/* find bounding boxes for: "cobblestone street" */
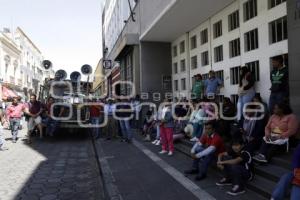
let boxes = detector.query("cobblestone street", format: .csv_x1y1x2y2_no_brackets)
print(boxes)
0,125,104,200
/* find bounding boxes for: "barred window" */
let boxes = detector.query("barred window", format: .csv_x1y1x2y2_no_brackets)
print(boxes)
230,66,240,85
201,51,209,66
270,16,287,44
202,73,209,80
245,29,259,52
244,0,257,22
173,46,178,57
269,0,286,8
214,21,223,38
215,70,224,81
229,10,240,31
245,60,260,81
180,41,185,54
180,59,186,72
173,63,178,74
190,35,197,49
191,56,198,69
214,45,223,63
229,38,241,58
174,80,178,91
201,29,208,44
181,78,186,90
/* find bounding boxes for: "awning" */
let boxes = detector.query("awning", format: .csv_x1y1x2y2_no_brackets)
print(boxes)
2,86,18,100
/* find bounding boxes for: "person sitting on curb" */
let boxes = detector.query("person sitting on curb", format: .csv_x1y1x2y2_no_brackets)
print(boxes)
216,137,254,196
184,121,225,181
271,144,300,200
253,102,298,163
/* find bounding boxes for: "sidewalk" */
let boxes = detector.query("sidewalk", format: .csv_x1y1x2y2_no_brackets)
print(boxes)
94,137,212,200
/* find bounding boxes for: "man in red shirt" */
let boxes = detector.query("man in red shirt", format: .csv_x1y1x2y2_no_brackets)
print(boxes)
89,99,103,140
6,97,28,143
184,121,225,181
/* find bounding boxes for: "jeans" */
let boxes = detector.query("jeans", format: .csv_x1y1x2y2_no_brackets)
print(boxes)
119,120,132,140
9,118,21,141
90,117,100,139
269,92,289,113
0,128,4,146
259,140,284,161
192,146,215,176
237,90,255,121
272,172,300,200
45,118,58,136
155,124,160,140
192,123,203,138
224,165,251,188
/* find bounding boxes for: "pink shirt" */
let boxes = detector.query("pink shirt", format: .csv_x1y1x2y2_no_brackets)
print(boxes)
6,103,26,119
265,114,299,138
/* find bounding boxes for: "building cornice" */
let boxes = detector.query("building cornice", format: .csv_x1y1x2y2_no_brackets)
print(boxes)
16,27,42,54
0,34,22,55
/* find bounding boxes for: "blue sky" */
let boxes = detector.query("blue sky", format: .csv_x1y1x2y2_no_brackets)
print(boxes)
0,0,104,76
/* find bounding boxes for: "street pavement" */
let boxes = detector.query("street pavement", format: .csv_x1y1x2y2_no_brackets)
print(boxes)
0,124,104,200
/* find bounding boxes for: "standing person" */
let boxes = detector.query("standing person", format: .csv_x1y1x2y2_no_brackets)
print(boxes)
184,121,225,181
216,138,253,196
271,144,300,200
89,99,103,140
204,70,223,100
26,94,44,144
104,98,117,140
159,99,174,156
191,74,204,100
44,97,64,137
116,98,134,143
6,97,27,143
0,104,8,151
131,95,141,129
269,55,289,113
237,66,255,121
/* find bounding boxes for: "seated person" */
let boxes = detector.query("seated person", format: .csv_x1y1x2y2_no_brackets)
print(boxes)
184,121,225,181
218,97,236,139
271,144,300,200
253,103,299,163
216,138,253,196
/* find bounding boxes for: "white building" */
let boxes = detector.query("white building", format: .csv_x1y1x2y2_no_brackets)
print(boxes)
171,0,288,103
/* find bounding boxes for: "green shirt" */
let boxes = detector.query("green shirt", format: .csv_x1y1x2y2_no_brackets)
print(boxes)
192,80,203,99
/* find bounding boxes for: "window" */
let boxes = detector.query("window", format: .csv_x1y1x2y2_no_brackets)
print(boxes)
190,35,197,49
245,60,260,81
191,56,198,69
230,66,240,85
215,70,224,81
201,51,209,66
180,59,186,72
244,0,257,22
202,73,209,80
173,63,178,74
174,80,178,91
269,0,286,8
231,94,239,105
229,10,240,31
214,21,223,38
180,41,185,54
229,38,241,58
181,78,186,90
214,45,223,62
201,29,208,44
173,46,178,57
217,95,225,103
270,16,287,44
245,29,259,52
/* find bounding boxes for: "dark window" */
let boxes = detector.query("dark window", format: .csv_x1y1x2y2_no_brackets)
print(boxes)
269,0,286,8
231,94,239,105
230,66,240,85
191,56,198,69
180,59,186,72
215,70,224,82
229,10,240,31
202,73,209,80
270,16,288,44
201,51,209,66
174,80,178,91
173,63,178,74
173,46,178,57
180,41,185,54
214,21,223,38
214,45,223,62
201,29,208,44
190,35,197,49
245,60,260,81
245,29,259,52
181,78,186,90
229,38,241,58
244,0,257,22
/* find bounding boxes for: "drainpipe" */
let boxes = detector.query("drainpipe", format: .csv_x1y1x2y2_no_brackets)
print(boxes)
186,32,191,98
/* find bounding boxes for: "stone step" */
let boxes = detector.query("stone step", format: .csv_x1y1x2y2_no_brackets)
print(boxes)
246,175,276,199
254,163,290,182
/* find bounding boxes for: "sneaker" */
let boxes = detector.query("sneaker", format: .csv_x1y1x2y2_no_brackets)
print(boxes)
159,150,168,154
168,151,173,156
184,169,199,175
152,140,158,144
190,137,198,142
155,140,161,146
216,178,232,186
227,185,245,196
253,154,268,163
